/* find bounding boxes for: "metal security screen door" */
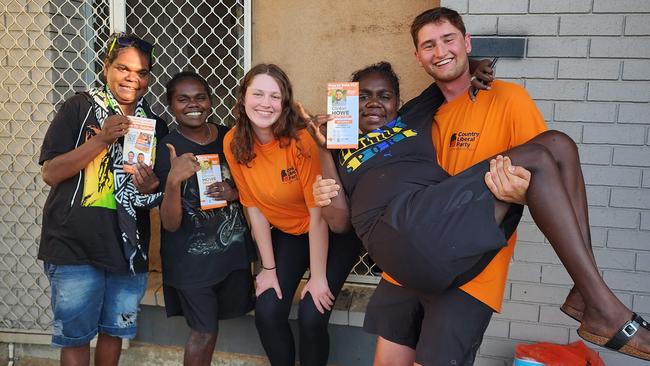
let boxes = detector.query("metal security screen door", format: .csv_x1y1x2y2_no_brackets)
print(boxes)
0,0,249,336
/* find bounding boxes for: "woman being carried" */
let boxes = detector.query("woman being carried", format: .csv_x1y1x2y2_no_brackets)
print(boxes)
309,62,650,362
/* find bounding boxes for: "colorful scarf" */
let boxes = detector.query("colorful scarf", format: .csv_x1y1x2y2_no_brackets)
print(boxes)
87,85,163,274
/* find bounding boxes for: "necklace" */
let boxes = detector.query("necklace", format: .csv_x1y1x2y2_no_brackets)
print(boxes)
179,123,212,145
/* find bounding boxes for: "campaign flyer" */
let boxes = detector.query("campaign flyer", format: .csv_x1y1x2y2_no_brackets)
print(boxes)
123,116,156,173
326,82,359,149
196,154,227,210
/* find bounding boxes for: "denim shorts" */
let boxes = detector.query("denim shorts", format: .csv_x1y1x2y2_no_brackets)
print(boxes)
44,263,147,348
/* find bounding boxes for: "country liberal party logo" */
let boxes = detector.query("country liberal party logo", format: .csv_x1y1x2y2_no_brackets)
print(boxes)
280,167,298,183
449,131,480,149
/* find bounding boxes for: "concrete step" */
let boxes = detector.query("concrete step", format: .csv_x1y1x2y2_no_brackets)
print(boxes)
3,341,270,366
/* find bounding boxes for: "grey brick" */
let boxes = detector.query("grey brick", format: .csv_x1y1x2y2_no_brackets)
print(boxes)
468,0,528,14
441,0,468,13
542,265,572,285
562,15,624,36
557,59,620,80
535,100,555,121
586,185,610,206
589,81,650,102
594,248,637,270
591,38,650,59
479,338,519,359
516,222,545,243
594,0,650,13
503,282,511,301
613,147,650,167
510,321,569,343
513,243,561,264
590,207,640,228
642,211,650,230
627,16,650,39
623,60,650,81
484,318,510,337
608,229,649,250
503,77,525,86
601,351,650,366
634,295,650,313
509,262,542,282
583,125,646,145
579,145,612,165
645,170,650,188
511,283,570,304
556,102,616,123
464,15,497,35
474,357,507,366
545,122,582,142
498,15,559,36
540,305,580,326
604,270,650,292
582,165,641,187
619,104,650,124
529,0,592,13
592,227,608,247
495,301,540,322
528,38,589,58
611,188,650,209
527,80,586,101
492,58,556,79
637,253,650,272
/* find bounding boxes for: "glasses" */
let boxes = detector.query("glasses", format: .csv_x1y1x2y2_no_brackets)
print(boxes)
108,34,156,60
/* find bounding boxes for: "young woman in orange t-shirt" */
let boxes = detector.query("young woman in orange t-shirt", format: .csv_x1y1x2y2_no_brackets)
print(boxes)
223,64,361,366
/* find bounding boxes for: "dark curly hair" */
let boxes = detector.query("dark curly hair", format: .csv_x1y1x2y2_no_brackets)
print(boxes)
165,71,211,105
230,63,307,166
351,61,400,103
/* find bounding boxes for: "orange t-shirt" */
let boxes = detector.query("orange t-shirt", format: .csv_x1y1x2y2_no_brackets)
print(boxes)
223,128,321,235
432,80,547,311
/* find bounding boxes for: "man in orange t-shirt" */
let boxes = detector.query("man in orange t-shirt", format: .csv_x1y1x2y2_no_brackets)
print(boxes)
365,7,547,366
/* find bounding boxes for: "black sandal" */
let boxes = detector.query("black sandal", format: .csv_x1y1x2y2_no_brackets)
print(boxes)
578,313,650,361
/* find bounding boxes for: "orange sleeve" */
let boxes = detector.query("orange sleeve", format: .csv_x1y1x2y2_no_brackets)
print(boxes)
296,130,322,208
223,130,257,208
508,86,548,145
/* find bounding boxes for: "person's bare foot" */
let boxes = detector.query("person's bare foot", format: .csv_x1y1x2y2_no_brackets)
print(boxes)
561,286,585,322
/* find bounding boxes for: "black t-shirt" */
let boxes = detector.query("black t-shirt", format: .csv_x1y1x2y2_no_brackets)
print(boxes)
336,91,448,241
154,125,255,289
38,93,169,274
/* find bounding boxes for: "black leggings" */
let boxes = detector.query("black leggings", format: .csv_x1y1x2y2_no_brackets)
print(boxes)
255,229,362,366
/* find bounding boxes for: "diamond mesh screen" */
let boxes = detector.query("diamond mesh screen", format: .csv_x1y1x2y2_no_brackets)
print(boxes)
0,0,248,334
125,0,246,126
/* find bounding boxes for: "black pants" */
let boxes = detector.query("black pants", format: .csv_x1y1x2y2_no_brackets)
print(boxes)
255,229,362,366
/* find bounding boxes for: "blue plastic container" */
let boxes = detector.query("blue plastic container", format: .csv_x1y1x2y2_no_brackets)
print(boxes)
513,358,545,366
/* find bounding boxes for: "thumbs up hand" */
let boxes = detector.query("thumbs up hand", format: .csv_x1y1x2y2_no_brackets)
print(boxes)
166,143,200,186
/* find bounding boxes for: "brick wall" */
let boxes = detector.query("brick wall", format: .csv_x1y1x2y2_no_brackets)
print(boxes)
440,1,650,365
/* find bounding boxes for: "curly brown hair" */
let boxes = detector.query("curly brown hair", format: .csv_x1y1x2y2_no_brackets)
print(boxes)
230,63,308,166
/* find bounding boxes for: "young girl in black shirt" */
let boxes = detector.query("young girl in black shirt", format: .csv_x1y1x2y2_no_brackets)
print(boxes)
154,72,255,366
